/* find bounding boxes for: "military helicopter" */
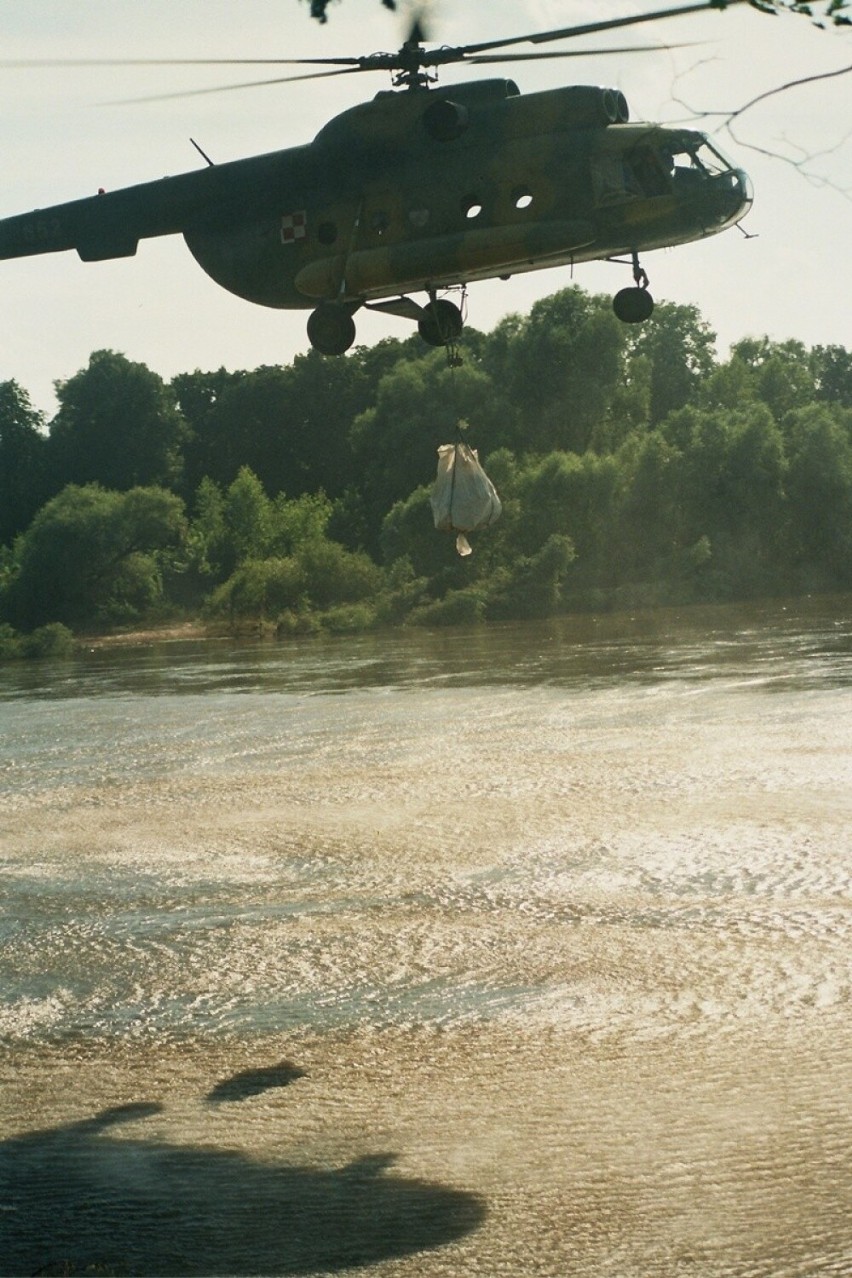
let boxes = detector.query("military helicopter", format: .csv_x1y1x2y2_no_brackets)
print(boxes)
0,2,753,355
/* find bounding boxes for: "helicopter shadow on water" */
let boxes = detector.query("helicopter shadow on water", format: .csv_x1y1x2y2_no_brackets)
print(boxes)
0,1098,486,1277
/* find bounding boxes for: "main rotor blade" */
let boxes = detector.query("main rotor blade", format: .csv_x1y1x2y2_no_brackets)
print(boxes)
466,41,698,65
108,65,366,105
2,1,745,73
8,0,747,103
110,37,698,101
428,0,748,61
0,56,368,68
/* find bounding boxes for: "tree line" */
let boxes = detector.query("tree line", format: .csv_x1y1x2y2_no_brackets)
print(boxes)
1,284,851,655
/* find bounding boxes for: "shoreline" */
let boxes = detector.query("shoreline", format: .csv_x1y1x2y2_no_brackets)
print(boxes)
79,620,214,650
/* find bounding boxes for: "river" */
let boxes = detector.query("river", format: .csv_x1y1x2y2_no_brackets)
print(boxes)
1,598,850,1277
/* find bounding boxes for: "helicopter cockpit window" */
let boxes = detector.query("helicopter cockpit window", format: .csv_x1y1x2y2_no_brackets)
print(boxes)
669,138,739,188
462,196,483,220
594,136,741,206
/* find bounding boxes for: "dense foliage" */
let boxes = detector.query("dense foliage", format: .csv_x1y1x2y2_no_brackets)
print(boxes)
1,285,850,649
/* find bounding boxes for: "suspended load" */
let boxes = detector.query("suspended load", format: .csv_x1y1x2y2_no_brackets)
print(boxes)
430,441,502,556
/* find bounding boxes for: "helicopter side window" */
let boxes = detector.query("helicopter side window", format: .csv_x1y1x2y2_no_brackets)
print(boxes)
592,156,641,204
627,147,671,197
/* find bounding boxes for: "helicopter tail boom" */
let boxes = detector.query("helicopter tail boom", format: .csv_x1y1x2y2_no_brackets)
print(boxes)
0,188,170,263
0,139,322,275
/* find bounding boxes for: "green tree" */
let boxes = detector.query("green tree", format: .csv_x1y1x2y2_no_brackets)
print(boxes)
627,302,717,426
0,381,47,546
700,352,757,412
3,484,186,629
207,536,382,622
489,288,626,453
381,484,451,579
172,366,246,497
296,539,383,609
728,338,815,419
613,430,684,582
271,490,333,553
665,401,787,593
223,466,273,566
593,353,651,452
486,534,577,619
178,353,375,499
515,449,620,580
813,345,852,408
206,557,307,621
48,351,188,493
783,403,852,587
274,349,373,496
187,476,228,578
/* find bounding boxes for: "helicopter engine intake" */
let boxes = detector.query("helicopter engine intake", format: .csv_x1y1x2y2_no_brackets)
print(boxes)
422,99,470,142
554,86,629,126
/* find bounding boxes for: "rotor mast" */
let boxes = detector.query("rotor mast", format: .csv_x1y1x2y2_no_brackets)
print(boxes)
392,21,434,89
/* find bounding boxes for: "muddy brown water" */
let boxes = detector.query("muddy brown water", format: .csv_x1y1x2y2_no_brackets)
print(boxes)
1,599,850,1276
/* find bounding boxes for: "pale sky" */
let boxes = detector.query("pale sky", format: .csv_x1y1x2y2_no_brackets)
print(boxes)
1,0,850,417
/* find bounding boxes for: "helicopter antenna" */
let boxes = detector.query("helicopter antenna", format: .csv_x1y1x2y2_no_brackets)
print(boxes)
190,137,215,166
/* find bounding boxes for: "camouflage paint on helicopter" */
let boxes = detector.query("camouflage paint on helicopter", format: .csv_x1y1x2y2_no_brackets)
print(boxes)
0,9,753,354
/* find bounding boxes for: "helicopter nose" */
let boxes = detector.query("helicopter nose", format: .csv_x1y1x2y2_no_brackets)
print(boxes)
711,167,753,232
734,168,754,220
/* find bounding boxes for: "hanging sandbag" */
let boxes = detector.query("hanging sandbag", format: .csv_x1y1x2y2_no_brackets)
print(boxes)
430,442,501,556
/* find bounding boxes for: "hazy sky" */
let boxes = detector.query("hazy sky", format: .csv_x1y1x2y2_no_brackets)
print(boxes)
1,0,849,416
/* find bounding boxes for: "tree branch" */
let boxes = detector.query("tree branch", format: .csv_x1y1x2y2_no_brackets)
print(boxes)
721,60,852,120
668,57,852,198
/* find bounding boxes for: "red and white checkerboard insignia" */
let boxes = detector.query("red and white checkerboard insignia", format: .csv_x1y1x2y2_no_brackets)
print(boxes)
280,211,307,244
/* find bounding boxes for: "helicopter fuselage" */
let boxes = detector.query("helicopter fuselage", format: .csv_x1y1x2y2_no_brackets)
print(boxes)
185,79,751,307
0,76,752,350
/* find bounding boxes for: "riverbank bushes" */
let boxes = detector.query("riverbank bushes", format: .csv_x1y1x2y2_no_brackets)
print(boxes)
1,286,850,648
0,621,77,660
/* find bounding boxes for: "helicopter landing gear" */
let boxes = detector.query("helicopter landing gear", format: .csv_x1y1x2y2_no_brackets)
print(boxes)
306,302,357,355
612,252,654,324
418,297,464,347
613,287,654,323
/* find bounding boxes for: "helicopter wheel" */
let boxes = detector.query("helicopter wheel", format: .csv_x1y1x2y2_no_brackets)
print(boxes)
418,298,464,347
307,303,357,355
613,286,654,324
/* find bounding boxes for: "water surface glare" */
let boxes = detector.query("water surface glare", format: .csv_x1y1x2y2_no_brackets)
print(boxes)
1,599,850,1276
